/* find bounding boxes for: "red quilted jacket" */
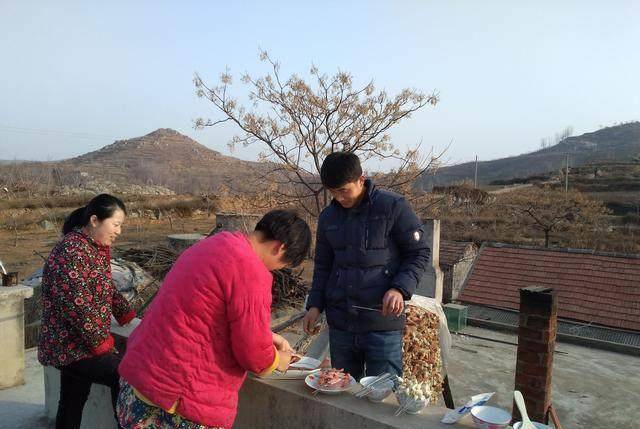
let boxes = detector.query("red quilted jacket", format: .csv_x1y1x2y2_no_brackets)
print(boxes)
118,232,277,428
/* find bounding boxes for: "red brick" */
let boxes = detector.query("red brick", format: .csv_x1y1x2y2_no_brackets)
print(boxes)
520,302,554,317
525,315,553,330
517,364,551,380
516,349,541,365
518,326,549,343
540,328,557,344
517,338,553,354
515,372,547,390
516,385,545,404
540,352,555,369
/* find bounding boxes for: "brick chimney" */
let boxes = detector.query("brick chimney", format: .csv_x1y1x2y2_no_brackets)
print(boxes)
513,286,558,424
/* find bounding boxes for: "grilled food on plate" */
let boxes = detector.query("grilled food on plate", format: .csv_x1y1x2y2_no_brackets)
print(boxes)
317,368,351,389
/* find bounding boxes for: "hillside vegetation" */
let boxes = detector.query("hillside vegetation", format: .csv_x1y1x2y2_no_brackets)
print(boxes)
420,122,640,188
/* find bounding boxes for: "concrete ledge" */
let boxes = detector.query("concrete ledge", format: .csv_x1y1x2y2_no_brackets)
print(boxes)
0,285,34,389
234,376,474,429
467,317,640,356
44,366,117,429
43,318,141,428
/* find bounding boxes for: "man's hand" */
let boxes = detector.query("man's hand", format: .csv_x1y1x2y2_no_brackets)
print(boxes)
382,288,405,317
302,307,321,335
276,350,293,372
272,332,293,352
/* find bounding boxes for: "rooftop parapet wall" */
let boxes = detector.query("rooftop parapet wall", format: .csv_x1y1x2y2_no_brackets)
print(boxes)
0,285,34,389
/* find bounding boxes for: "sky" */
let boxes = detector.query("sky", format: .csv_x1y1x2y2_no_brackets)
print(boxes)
1,1,639,168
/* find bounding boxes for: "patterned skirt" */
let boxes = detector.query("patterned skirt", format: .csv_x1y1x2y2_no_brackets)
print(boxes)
117,379,223,429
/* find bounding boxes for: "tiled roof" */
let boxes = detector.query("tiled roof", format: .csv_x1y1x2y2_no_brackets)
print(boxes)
440,241,476,267
458,244,640,332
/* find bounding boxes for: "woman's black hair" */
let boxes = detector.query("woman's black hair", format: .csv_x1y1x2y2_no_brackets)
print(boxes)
255,209,311,267
62,194,127,235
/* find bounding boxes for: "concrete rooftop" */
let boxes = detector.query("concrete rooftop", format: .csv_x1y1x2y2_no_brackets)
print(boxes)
1,326,639,429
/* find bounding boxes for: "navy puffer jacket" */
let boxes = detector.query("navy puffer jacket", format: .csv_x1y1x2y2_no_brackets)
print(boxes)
307,180,430,333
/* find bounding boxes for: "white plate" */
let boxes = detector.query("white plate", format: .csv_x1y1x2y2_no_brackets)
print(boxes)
262,355,324,380
290,356,322,370
263,368,320,380
305,372,357,395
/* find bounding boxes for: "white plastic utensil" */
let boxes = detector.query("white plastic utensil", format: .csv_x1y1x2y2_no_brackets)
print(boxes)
514,390,536,429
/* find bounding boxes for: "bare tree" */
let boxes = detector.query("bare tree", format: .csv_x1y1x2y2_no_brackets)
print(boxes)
554,126,573,145
503,186,609,247
537,126,574,151
194,51,443,217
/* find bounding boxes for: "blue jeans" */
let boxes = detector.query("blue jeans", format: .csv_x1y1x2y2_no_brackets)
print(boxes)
329,328,403,381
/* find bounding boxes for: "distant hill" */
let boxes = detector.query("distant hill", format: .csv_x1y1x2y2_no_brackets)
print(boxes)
0,128,267,195
419,122,640,189
57,128,263,193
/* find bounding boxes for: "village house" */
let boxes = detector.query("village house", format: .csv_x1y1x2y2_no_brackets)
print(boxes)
439,240,478,304
457,243,640,353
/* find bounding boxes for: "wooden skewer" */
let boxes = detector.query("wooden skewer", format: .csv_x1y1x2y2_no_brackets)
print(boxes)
547,404,564,429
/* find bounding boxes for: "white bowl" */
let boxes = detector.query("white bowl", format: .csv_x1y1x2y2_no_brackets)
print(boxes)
470,405,512,429
395,390,427,414
359,376,394,402
513,422,553,429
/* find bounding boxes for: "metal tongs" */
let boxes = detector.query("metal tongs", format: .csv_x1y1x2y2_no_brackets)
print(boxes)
352,304,407,318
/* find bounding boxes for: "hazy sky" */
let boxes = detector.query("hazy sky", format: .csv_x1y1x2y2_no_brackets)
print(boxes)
1,1,639,168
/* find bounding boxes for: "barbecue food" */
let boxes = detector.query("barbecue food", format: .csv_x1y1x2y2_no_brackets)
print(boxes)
317,368,351,389
401,305,443,403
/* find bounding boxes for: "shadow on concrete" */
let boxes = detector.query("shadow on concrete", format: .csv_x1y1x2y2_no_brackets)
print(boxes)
0,400,49,429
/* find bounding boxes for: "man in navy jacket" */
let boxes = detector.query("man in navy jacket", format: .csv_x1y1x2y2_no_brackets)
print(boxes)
303,152,430,380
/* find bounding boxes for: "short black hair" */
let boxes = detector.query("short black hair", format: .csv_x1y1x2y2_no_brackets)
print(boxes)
63,194,127,235
255,209,311,267
320,152,363,189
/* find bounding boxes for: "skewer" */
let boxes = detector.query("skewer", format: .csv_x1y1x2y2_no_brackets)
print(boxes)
354,373,395,397
394,402,410,417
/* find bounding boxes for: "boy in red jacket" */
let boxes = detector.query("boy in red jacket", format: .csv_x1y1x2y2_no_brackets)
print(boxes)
117,210,311,429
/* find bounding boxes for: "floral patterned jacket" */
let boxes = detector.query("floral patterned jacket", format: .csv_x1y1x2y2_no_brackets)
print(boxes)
38,230,135,368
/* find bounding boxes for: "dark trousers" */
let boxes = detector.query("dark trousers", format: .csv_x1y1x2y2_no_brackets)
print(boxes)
56,338,125,429
329,328,403,382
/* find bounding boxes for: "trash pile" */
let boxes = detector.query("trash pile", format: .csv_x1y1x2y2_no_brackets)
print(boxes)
271,268,309,309
119,245,179,280
118,246,309,311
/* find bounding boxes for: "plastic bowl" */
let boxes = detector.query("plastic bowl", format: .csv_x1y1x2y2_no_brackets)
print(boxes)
395,390,427,414
359,376,394,402
513,422,553,429
470,405,512,429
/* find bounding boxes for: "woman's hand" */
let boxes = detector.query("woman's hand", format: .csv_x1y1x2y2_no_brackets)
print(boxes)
272,332,293,352
276,350,293,372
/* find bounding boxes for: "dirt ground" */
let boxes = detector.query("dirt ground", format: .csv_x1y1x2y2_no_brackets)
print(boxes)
0,215,220,281
0,214,316,285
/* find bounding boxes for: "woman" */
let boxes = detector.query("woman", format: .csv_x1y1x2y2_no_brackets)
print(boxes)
38,193,136,429
117,209,312,429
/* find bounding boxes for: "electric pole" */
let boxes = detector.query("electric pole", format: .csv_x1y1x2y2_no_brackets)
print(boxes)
565,153,569,198
474,155,478,188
